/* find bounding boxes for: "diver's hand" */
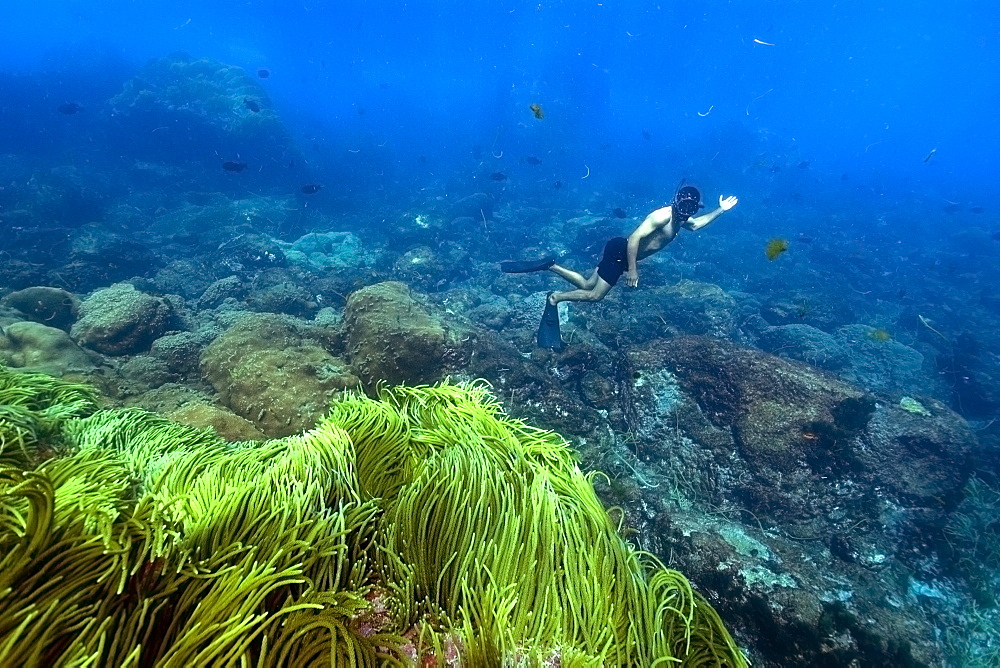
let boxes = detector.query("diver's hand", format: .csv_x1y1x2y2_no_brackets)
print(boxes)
719,195,738,210
625,271,639,288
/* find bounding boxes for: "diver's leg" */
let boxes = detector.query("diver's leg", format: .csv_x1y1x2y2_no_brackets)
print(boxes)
549,264,595,290
549,277,612,305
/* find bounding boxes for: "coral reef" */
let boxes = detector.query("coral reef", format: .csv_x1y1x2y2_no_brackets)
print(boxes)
0,366,746,666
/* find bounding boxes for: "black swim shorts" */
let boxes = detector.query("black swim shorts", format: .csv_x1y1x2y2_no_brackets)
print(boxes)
597,236,629,286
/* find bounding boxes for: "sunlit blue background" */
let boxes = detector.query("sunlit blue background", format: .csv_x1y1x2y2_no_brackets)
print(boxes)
0,0,1000,233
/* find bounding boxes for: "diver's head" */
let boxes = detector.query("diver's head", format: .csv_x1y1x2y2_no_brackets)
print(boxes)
673,185,703,220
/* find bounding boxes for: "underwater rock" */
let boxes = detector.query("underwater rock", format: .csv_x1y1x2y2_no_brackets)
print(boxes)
71,282,178,355
244,272,317,318
0,320,98,376
757,323,852,371
59,233,163,292
280,231,370,271
168,402,266,441
857,396,973,507
343,282,451,390
197,276,247,309
633,335,873,479
391,242,470,292
622,336,963,666
148,331,214,379
106,54,301,180
834,324,945,397
200,312,359,437
1,286,80,331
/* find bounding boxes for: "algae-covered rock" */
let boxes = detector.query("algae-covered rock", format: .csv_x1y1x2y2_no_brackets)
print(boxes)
343,281,450,390
0,321,98,376
168,402,266,441
200,312,359,437
71,283,177,355
1,286,80,331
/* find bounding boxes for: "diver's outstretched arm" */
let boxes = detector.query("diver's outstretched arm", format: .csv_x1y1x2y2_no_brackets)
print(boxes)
684,195,738,231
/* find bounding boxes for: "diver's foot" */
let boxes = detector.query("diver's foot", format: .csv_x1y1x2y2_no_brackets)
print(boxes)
500,256,557,274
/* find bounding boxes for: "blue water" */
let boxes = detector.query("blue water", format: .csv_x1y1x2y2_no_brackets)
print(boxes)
3,1,1000,665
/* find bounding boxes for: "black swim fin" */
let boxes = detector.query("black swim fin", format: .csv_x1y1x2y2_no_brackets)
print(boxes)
500,256,556,273
537,297,564,351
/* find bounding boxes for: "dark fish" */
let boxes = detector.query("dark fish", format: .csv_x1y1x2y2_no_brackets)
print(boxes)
612,207,627,218
300,184,322,194
841,173,850,181
529,103,544,119
491,172,507,181
357,107,365,116
257,68,270,79
969,206,985,214
524,156,542,165
923,148,936,163
795,234,813,243
57,102,83,115
770,165,782,173
553,180,562,189
418,155,427,163
797,160,810,169
943,203,962,214
991,230,1000,241
641,130,652,141
599,143,612,150
223,161,248,172
244,98,260,112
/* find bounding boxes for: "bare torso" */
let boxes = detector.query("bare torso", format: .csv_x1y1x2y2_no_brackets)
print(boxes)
636,215,681,260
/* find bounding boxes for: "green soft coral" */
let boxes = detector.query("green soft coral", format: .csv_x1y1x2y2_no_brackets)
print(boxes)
0,368,747,667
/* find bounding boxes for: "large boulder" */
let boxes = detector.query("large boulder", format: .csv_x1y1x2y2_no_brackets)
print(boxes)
343,282,454,390
200,313,358,437
71,283,177,355
0,321,98,376
1,286,80,331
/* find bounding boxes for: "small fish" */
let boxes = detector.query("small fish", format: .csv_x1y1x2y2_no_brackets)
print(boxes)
867,328,892,342
797,160,810,169
553,180,562,189
795,234,813,243
612,207,627,219
300,184,322,194
641,130,652,141
257,68,270,79
491,172,507,181
57,102,83,115
222,161,248,172
841,173,850,181
379,82,389,89
529,103,544,119
942,203,961,214
764,238,789,261
923,148,936,163
524,156,542,165
969,206,985,214
770,165,782,173
418,155,427,163
244,98,260,112
991,230,1000,241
